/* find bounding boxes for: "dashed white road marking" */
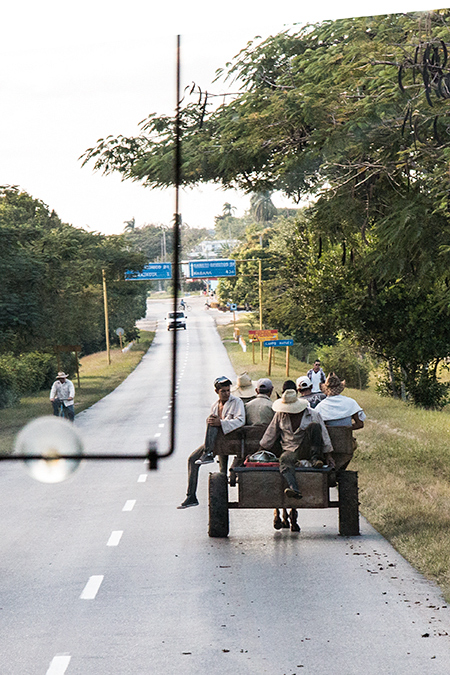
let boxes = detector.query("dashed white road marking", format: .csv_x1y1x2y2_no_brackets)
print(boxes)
80,575,104,600
158,423,164,428
46,655,71,675
154,432,161,438
162,415,168,419
107,531,123,546
122,499,136,511
137,474,147,483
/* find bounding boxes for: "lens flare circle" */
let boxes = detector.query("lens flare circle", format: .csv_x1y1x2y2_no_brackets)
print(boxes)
15,416,84,483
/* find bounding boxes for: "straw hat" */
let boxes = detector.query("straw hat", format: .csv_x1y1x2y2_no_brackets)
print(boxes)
272,389,308,413
56,371,69,379
231,372,257,398
321,372,345,396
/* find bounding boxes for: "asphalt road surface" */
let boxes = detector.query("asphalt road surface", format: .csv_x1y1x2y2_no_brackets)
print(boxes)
1,296,450,674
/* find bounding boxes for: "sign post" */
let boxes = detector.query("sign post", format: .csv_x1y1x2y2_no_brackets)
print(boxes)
115,327,125,350
262,339,294,377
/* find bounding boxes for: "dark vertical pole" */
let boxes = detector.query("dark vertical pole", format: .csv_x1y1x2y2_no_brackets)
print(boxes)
170,34,182,457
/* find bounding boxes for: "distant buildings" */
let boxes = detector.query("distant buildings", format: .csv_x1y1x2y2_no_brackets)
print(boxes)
188,239,240,259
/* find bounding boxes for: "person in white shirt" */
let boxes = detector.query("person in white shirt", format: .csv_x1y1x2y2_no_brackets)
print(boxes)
49,371,75,422
177,376,245,509
307,360,326,393
315,373,366,429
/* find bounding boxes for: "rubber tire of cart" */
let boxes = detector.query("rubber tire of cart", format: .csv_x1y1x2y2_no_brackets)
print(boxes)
208,471,229,538
338,470,360,536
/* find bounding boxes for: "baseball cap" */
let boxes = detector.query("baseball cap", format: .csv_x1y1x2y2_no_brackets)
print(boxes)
214,376,232,389
296,376,313,390
257,378,273,392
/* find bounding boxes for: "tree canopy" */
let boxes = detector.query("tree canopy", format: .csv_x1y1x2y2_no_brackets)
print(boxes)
82,10,450,406
0,187,148,355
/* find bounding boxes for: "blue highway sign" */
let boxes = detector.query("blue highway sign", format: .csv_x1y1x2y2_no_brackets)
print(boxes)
189,259,236,279
263,339,294,347
125,263,172,281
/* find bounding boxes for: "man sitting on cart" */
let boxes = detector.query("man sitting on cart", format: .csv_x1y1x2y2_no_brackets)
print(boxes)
259,388,334,499
177,376,245,509
244,378,274,425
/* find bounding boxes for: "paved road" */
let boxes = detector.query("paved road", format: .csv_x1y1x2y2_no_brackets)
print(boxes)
1,296,450,674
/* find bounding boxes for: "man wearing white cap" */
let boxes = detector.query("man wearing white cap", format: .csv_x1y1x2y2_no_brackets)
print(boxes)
244,378,274,425
259,389,334,499
296,376,326,409
49,371,75,422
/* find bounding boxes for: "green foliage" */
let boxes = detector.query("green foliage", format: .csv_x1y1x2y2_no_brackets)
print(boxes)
0,351,58,409
317,340,371,389
0,186,148,356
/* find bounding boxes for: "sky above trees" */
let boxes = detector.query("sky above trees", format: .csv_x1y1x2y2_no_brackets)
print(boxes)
1,0,447,235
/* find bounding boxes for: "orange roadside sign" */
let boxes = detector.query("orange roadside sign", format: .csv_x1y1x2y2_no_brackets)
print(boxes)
248,329,278,339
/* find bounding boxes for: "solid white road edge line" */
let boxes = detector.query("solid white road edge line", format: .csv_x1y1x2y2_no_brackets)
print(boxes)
80,575,104,600
123,500,136,511
107,531,123,546
46,654,71,675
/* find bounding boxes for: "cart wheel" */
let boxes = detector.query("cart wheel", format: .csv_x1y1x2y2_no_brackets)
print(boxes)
208,471,229,538
338,470,360,536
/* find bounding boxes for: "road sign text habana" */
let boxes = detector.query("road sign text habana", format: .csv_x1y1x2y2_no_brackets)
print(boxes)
188,259,236,279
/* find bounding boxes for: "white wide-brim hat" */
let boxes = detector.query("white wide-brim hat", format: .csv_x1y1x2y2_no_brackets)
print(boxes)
272,389,308,413
231,372,257,398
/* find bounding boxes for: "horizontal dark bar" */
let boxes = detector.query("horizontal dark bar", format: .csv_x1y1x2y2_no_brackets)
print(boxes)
0,454,150,461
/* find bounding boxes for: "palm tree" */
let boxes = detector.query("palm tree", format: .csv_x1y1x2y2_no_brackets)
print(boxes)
221,203,236,218
250,192,277,222
123,217,135,232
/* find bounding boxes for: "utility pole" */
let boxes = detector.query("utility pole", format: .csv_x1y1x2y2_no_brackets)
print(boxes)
102,269,111,365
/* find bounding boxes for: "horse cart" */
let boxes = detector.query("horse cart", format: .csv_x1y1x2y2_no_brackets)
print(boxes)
208,425,360,538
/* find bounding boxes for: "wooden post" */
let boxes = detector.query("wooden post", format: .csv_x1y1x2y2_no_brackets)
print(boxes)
267,346,273,376
102,268,111,365
286,346,290,377
259,259,263,362
118,334,123,350
252,340,255,364
75,349,81,388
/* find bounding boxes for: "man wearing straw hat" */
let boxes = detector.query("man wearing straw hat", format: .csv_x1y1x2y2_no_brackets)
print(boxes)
49,371,75,422
315,373,366,429
259,389,334,499
231,372,257,403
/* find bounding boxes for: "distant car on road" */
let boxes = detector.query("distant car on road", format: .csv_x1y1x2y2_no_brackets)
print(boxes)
166,311,187,330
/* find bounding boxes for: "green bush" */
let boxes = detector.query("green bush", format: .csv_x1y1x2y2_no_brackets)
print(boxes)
317,340,371,389
0,351,60,408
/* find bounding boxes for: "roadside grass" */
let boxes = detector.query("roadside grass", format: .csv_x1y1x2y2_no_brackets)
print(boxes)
0,331,154,457
218,313,450,601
